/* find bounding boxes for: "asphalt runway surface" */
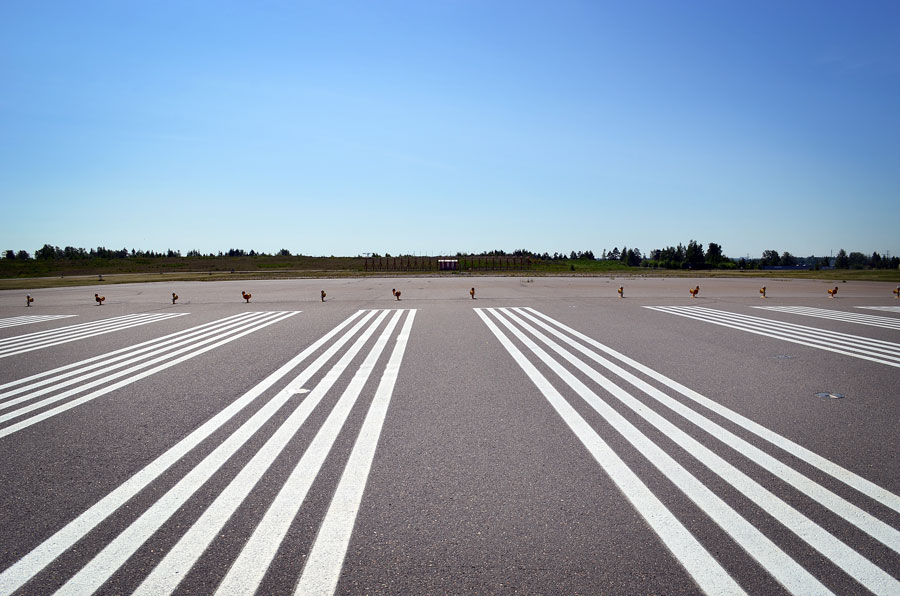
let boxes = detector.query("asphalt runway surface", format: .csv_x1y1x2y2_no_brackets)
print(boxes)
0,276,898,595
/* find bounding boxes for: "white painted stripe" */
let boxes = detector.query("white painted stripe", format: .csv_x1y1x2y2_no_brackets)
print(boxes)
0,314,145,346
645,306,900,368
474,309,748,596
501,308,900,593
0,313,189,358
0,310,364,596
653,305,893,347
0,312,299,438
54,310,388,596
487,309,830,595
648,305,898,363
0,317,178,357
0,315,76,329
0,316,40,328
0,312,273,409
0,313,250,391
673,308,900,363
0,314,176,352
140,310,403,596
0,314,175,350
857,306,900,314
523,306,900,517
512,307,900,553
0,312,276,419
667,306,900,356
0,313,153,350
754,306,900,330
0,313,265,401
679,306,900,353
294,310,416,596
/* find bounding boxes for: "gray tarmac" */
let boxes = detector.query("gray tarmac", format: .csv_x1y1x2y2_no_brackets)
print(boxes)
0,276,898,595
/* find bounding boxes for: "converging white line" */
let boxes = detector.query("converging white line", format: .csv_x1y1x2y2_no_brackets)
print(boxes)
497,308,898,594
0,315,77,329
754,306,900,330
130,310,402,596
0,311,362,596
293,309,416,596
511,307,900,552
0,313,251,392
522,307,900,517
0,312,299,438
0,312,274,411
645,306,900,367
475,308,748,596
0,313,269,404
0,313,188,358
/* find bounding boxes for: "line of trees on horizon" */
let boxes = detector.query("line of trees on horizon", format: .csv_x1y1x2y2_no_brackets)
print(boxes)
456,243,899,271
4,243,899,270
2,245,298,261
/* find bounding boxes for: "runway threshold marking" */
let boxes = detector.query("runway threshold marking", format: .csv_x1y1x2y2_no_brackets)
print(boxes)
475,308,747,596
0,315,77,329
753,306,900,330
0,313,188,358
0,309,415,596
294,309,415,596
645,306,900,368
477,307,900,595
857,306,900,314
0,312,299,438
1,313,259,392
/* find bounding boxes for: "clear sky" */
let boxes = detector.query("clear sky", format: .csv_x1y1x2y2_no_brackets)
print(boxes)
2,1,898,259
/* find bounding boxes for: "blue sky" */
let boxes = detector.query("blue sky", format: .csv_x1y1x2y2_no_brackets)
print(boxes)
2,1,898,259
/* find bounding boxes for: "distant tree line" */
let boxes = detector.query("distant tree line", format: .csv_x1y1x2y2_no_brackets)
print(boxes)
464,249,597,260
2,244,298,260
739,248,897,270
368,249,598,260
4,243,898,270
